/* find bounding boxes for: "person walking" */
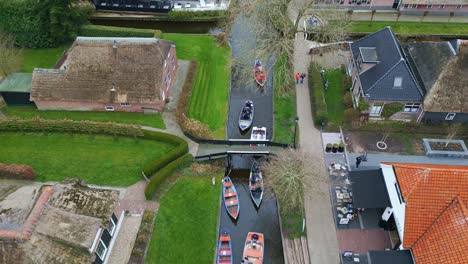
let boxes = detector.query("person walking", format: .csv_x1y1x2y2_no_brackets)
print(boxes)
355,156,362,168
295,73,301,84
300,73,306,84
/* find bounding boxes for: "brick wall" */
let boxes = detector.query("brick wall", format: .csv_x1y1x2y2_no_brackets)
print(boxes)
161,45,178,101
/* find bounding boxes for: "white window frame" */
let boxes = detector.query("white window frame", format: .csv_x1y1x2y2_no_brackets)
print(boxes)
403,4,409,8
403,103,420,113
412,4,417,8
164,60,167,69
393,77,403,88
457,5,462,9
427,4,432,8
370,104,383,116
105,106,114,111
120,103,131,107
439,4,445,8
167,52,171,59
108,217,117,236
95,240,107,260
445,113,456,120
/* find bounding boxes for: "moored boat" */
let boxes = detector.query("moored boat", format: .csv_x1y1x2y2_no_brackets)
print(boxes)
239,100,254,131
222,176,240,220
242,232,264,264
249,162,264,208
254,60,266,87
250,127,267,141
217,228,233,264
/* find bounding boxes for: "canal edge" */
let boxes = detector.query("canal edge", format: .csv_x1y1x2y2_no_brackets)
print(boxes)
276,200,289,264
213,176,223,264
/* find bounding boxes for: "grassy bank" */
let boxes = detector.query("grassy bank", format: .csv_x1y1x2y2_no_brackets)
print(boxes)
3,106,165,129
350,21,468,35
323,69,345,126
163,34,230,139
19,44,69,73
146,176,220,263
273,52,297,144
0,133,174,186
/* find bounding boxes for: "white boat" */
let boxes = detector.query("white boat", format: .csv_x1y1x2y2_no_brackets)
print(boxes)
250,127,267,141
249,162,264,208
239,100,254,131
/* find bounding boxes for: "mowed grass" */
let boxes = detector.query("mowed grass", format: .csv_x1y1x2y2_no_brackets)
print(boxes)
146,176,220,263
350,21,468,35
4,106,165,129
324,69,345,125
19,44,70,73
163,34,230,139
0,133,175,186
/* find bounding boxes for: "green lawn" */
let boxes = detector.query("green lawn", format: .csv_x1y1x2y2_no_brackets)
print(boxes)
163,34,230,139
0,133,175,186
350,21,468,35
19,44,70,73
273,52,297,144
3,106,165,129
323,69,345,125
146,176,220,263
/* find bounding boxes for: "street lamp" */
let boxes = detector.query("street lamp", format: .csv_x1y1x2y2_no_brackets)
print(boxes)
293,116,299,149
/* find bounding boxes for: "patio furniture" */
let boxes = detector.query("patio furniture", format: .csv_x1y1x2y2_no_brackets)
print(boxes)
338,214,343,218
339,218,350,225
343,193,350,199
337,193,344,199
341,207,349,214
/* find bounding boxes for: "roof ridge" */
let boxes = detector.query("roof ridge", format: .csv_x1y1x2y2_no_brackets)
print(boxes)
409,197,462,248
400,52,425,98
365,59,403,93
388,27,404,60
402,168,429,200
352,27,393,45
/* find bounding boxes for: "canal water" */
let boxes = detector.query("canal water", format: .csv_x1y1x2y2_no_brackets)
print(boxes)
89,18,217,34
219,156,284,263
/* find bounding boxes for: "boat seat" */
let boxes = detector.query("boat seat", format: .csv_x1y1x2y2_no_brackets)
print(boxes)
218,249,232,256
224,192,236,198
220,236,230,242
227,199,238,205
245,248,263,258
224,181,232,187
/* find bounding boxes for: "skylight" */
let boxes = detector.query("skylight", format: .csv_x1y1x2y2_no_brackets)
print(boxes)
359,47,379,63
394,77,403,87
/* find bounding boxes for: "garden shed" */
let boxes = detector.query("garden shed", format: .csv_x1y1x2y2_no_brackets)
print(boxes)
0,73,33,105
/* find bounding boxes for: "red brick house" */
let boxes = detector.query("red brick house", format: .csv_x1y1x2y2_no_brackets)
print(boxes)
400,0,468,16
30,37,177,113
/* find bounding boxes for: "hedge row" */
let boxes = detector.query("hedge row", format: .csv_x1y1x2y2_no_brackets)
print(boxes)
0,118,144,137
142,130,188,176
167,10,226,19
79,25,163,39
144,153,193,200
308,64,328,127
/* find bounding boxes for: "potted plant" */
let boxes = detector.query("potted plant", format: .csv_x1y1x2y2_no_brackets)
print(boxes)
326,143,333,152
338,142,345,153
332,143,339,153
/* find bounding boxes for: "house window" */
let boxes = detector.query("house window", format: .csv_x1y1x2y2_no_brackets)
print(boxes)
403,4,409,8
394,183,403,204
439,4,445,8
167,52,171,59
412,4,417,8
96,240,107,260
370,104,383,116
166,73,171,88
108,217,117,236
403,103,420,113
445,113,456,120
164,60,167,69
120,103,130,107
105,106,114,111
457,5,462,9
427,4,432,8
393,77,403,88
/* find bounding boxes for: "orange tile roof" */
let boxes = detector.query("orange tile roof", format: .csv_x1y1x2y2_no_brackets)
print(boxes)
382,163,468,259
412,197,468,264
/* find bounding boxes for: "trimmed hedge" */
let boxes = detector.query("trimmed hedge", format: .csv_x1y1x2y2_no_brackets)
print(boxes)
142,130,188,176
0,163,36,180
167,10,226,19
144,153,193,200
79,25,163,39
309,64,328,127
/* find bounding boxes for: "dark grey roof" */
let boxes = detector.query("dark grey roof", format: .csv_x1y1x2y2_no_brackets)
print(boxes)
369,250,414,264
403,42,456,95
349,169,390,209
351,27,423,102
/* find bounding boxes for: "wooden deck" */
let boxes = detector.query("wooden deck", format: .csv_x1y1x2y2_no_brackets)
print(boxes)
283,237,310,264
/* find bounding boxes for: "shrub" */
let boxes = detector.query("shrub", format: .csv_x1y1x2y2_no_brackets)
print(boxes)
309,64,328,127
0,163,36,180
315,112,328,127
357,98,370,111
167,10,226,19
144,154,193,200
79,25,162,38
342,91,353,108
381,103,403,119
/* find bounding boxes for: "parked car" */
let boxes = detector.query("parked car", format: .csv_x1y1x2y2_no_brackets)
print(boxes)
174,3,182,8
185,3,190,8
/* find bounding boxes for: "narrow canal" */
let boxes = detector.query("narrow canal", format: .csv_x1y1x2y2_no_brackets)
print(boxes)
219,156,284,263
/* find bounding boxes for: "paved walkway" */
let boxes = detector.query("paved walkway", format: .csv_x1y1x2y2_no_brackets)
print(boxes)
115,181,159,214
106,214,142,264
336,229,392,253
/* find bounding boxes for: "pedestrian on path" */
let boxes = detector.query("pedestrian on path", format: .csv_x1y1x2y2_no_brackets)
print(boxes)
300,73,306,83
355,156,362,168
295,73,301,84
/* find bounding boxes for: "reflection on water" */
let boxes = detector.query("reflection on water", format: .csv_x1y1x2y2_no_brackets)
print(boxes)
219,156,284,263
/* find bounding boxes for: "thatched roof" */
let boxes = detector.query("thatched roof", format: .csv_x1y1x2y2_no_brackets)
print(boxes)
30,37,173,104
423,44,468,113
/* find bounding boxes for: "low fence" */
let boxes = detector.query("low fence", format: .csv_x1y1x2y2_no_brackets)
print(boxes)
183,131,290,148
194,151,273,161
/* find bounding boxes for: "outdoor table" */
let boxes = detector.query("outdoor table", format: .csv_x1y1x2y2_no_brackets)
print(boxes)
343,193,350,199
336,193,344,199
341,207,349,214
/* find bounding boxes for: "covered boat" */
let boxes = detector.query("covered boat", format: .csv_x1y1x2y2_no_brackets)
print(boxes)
239,100,254,131
249,162,264,208
250,127,267,141
242,232,264,264
217,228,233,264
222,176,240,220
254,60,266,87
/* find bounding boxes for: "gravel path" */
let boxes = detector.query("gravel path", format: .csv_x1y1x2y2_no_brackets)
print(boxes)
106,215,142,264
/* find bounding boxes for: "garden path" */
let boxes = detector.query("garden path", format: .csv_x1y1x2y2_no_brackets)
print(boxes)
288,0,340,261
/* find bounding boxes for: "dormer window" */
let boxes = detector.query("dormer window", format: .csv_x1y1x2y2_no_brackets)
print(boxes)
359,47,379,63
393,77,403,88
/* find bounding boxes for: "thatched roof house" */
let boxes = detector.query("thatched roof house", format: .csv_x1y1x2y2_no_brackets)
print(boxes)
30,37,177,112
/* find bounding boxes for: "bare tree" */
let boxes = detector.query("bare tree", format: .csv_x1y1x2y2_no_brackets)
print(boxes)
229,0,351,95
446,123,461,147
448,11,455,23
420,10,429,23
0,32,22,77
369,10,376,26
263,148,327,212
394,11,402,27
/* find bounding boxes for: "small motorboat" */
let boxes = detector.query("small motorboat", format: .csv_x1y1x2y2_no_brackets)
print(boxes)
242,232,264,264
239,100,254,131
249,162,264,208
254,60,266,87
223,176,240,220
250,127,267,141
217,228,233,264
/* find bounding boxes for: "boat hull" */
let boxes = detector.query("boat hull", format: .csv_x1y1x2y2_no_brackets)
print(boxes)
222,176,240,220
242,232,264,264
249,162,264,208
217,228,233,264
238,100,254,131
254,60,266,87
